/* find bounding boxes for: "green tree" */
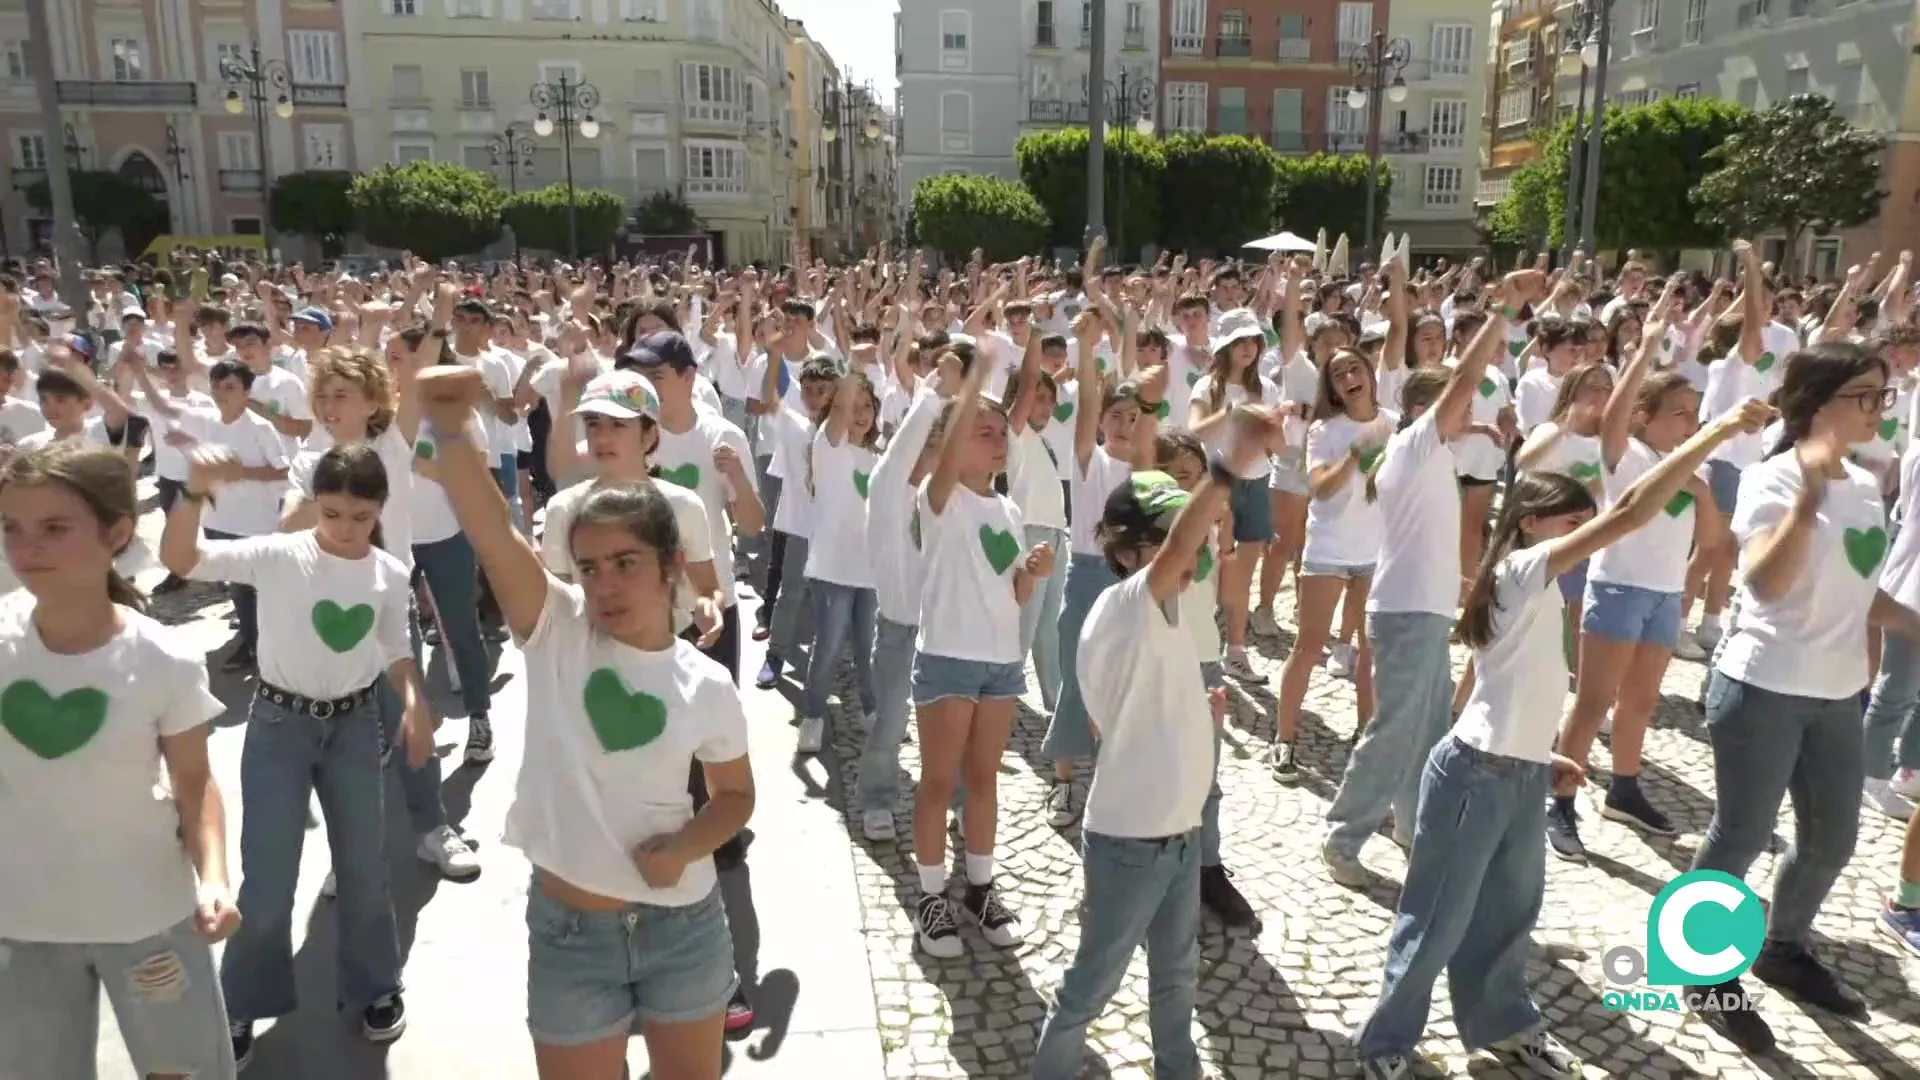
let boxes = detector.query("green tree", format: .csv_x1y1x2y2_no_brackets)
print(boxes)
27,169,167,263
909,174,1049,263
1156,134,1278,257
1694,93,1885,275
269,170,356,257
632,189,702,235
1270,154,1390,244
1539,97,1747,252
501,184,627,256
1015,127,1164,252
1487,158,1557,251
347,161,504,260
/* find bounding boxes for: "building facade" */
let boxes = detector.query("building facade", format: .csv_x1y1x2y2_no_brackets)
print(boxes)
1476,0,1560,211
357,0,794,264
1018,0,1162,136
786,22,836,258
1378,0,1484,250
895,0,1024,206
1,0,360,259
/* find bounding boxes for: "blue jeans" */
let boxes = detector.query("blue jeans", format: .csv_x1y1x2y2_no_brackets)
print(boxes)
1326,612,1455,857
412,533,493,718
1030,831,1203,1080
720,395,749,434
495,455,521,532
221,696,401,1021
1692,671,1863,943
1356,736,1547,1059
204,528,258,651
1017,524,1068,714
525,884,737,1042
769,533,812,658
1862,629,1920,780
1046,552,1120,763
855,616,918,812
803,581,878,723
378,594,445,834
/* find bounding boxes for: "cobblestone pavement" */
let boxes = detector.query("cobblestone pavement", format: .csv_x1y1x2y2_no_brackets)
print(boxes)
821,584,1920,1080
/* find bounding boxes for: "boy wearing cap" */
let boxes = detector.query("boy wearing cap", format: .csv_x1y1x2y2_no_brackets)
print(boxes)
288,306,335,384
229,321,313,459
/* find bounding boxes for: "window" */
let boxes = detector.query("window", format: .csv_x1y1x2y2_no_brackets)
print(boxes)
459,68,491,108
1675,82,1700,99
632,69,666,102
633,145,669,185
109,38,145,81
1836,60,1865,121
230,216,263,236
684,141,745,194
1336,2,1372,59
939,10,971,70
539,61,583,88
391,141,433,164
14,132,46,170
622,0,665,21
1736,75,1759,108
218,130,259,170
1498,87,1531,126
1036,0,1056,45
531,0,574,18
1785,64,1809,96
682,62,740,123
303,124,343,168
1219,8,1248,36
453,0,485,15
1430,24,1472,77
1125,0,1144,39
1429,98,1467,150
1081,1,1093,45
1278,14,1310,60
460,144,493,171
390,64,425,102
1326,86,1362,149
212,41,246,77
1217,87,1247,133
1271,88,1305,149
1683,0,1706,42
939,90,971,152
3,40,29,81
288,30,342,85
1165,81,1207,131
1170,0,1204,53
1635,0,1659,32
688,0,722,41
389,0,417,14
1423,164,1463,209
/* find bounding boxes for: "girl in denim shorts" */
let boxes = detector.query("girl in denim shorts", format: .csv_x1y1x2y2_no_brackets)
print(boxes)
416,368,756,1080
1513,361,1616,643
0,445,240,1080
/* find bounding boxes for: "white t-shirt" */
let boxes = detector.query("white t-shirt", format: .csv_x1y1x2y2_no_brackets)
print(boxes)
1588,438,1699,595
1513,368,1563,435
188,532,412,698
802,429,878,589
290,426,416,570
0,607,223,944
1701,345,1782,469
0,396,49,447
1519,422,1604,491
505,579,749,906
650,412,752,607
1450,545,1565,764
1880,440,1920,605
1368,409,1461,617
200,410,290,537
869,387,941,626
1078,573,1213,838
1265,351,1320,481
245,364,312,459
1717,454,1886,700
1188,374,1279,480
540,478,712,634
132,388,212,483
913,479,1026,664
765,406,817,538
1302,411,1397,568
1180,528,1223,662
1007,427,1067,531
1446,357,1511,479
454,345,520,458
17,415,111,453
408,409,488,546
1069,445,1132,556
706,331,752,401
1038,383,1079,481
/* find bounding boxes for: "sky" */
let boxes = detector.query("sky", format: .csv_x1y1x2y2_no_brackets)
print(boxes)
781,0,898,106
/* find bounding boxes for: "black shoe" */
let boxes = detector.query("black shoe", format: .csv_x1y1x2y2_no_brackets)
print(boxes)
1601,778,1677,836
221,646,256,674
362,993,408,1042
1545,797,1587,863
230,1020,255,1070
1200,864,1259,929
1688,979,1776,1053
1750,939,1870,1020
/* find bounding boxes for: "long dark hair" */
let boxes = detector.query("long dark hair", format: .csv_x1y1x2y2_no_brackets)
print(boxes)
0,444,146,611
1457,472,1595,648
1766,340,1888,458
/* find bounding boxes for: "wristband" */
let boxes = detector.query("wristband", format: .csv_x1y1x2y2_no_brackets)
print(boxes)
1137,397,1163,414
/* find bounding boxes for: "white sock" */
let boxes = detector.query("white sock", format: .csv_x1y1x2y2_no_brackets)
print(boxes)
917,862,947,896
1701,612,1722,633
964,852,994,887
1227,644,1247,660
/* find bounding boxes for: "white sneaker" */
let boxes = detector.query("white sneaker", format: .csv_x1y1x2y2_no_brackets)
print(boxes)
320,870,337,899
797,716,825,754
915,894,965,958
416,826,481,879
1695,621,1723,652
1221,652,1267,685
1893,767,1920,801
1864,777,1915,821
1321,839,1370,888
1672,633,1709,662
1046,779,1080,828
861,808,896,840
1326,643,1358,680
1250,606,1281,637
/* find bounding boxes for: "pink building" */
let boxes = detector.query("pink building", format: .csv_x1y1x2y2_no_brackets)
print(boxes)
0,0,362,259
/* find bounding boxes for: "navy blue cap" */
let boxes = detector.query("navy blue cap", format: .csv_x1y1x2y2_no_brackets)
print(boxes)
623,330,700,372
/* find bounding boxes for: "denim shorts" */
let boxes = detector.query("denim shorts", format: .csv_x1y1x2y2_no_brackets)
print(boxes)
1581,580,1684,649
1228,475,1277,543
1301,560,1375,579
0,916,235,1079
1707,459,1742,516
525,882,736,1043
912,651,1028,706
1558,557,1590,605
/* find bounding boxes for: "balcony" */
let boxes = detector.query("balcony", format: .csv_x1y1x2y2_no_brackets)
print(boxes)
218,169,264,192
1170,32,1204,55
1123,27,1145,50
292,84,347,108
683,174,747,198
1035,23,1057,46
683,101,744,131
10,166,46,190
1277,38,1311,62
55,80,198,107
1328,131,1366,153
1404,59,1472,82
1215,34,1252,58
1027,98,1088,123
1386,130,1430,153
1735,0,1770,28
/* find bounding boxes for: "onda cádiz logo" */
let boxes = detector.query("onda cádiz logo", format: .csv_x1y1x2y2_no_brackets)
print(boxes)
1602,870,1767,1013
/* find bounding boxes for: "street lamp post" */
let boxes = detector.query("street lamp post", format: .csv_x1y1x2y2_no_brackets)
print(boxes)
1560,18,1591,262
164,123,191,234
1347,32,1411,256
61,124,86,169
489,125,536,260
822,80,888,255
220,44,293,253
1576,0,1613,255
529,76,601,258
1103,72,1156,262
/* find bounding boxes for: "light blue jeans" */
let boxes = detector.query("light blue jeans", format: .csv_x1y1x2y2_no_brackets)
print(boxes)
221,695,401,1021
378,594,445,834
1017,524,1069,714
803,581,878,724
1326,612,1455,857
1861,629,1920,780
1693,671,1863,944
1030,830,1203,1080
855,616,918,812
1355,736,1548,1059
769,533,812,659
413,533,494,718
1045,552,1120,763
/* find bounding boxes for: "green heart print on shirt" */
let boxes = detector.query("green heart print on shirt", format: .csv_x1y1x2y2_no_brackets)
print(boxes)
1478,377,1498,399
1054,401,1074,422
1845,526,1889,579
414,438,436,460
1664,491,1695,518
1569,461,1603,485
1507,339,1527,358
1356,446,1385,474
582,668,668,753
1881,417,1901,441
1195,546,1215,583
2,680,108,760
312,601,376,653
1186,370,1203,388
659,462,701,490
978,525,1021,575
1753,351,1777,374
853,470,871,499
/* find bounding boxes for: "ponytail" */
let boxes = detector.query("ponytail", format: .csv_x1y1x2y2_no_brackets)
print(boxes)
108,568,147,614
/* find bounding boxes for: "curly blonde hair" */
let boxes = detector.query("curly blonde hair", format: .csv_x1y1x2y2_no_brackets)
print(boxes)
307,348,397,434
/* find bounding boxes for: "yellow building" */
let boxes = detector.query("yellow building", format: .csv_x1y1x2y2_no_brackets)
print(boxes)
786,21,838,262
